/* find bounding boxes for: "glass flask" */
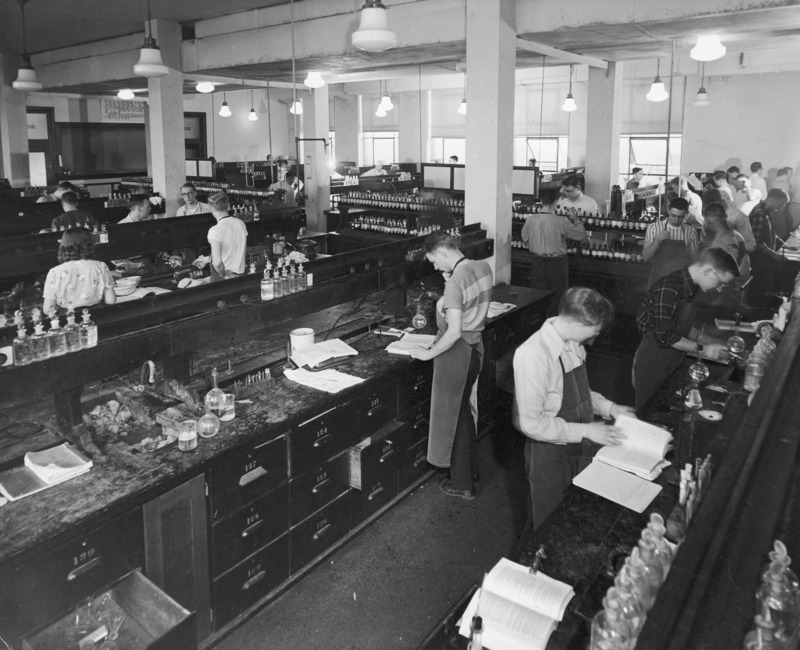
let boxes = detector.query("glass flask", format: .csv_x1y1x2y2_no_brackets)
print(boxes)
743,614,782,650
412,300,427,329
204,367,226,419
756,561,798,645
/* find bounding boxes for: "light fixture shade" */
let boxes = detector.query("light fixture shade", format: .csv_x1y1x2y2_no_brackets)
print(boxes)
375,106,387,118
646,77,669,102
289,99,303,115
378,92,394,111
196,81,215,93
117,89,136,100
12,58,42,92
248,108,259,121
351,1,397,52
694,88,710,106
219,101,232,117
304,71,325,88
457,98,467,115
134,37,169,78
691,35,726,62
561,93,577,112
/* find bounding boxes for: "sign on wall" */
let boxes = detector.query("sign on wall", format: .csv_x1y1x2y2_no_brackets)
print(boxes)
26,112,49,140
100,98,146,123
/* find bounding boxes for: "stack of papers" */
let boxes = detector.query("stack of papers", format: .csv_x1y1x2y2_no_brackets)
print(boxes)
283,367,365,394
0,443,93,502
573,462,662,513
385,333,436,355
291,338,358,369
488,302,517,319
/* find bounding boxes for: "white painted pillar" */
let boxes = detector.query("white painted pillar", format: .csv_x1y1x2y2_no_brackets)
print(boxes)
398,89,430,165
0,54,31,187
331,94,359,165
146,19,184,218
585,62,623,210
464,0,516,284
303,84,331,233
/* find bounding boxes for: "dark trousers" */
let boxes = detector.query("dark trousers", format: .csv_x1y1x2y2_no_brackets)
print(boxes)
449,345,482,491
530,255,568,317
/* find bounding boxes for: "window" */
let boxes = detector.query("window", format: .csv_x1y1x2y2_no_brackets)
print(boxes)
513,137,566,172
430,137,465,163
619,135,682,187
361,131,398,167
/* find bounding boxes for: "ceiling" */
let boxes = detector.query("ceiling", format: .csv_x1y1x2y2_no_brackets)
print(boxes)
2,0,800,96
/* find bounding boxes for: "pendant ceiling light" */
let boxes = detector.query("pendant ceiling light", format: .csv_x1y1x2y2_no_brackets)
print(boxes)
646,59,669,103
248,90,259,121
304,71,325,88
12,0,42,92
561,65,577,112
694,62,710,107
691,35,726,62
134,0,169,78
378,83,394,111
289,99,303,115
375,105,387,118
351,0,397,52
196,81,215,93
117,89,136,100
219,93,232,117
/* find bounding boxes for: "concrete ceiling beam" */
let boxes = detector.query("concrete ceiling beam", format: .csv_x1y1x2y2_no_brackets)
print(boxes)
515,38,608,69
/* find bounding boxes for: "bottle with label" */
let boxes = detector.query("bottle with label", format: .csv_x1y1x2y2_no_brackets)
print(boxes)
261,269,274,301
63,310,83,352
46,312,68,357
13,325,33,366
99,223,109,244
30,321,51,362
297,263,308,291
204,367,226,419
273,270,284,298
79,308,98,348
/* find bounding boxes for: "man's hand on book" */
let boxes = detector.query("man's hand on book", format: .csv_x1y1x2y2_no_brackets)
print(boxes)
585,422,626,447
610,404,637,419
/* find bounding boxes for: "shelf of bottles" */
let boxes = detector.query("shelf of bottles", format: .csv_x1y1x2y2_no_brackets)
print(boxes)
332,191,465,215
7,306,98,367
512,205,655,233
18,186,51,199
512,237,645,263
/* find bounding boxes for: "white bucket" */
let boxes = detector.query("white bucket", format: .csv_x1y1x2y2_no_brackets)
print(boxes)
290,327,315,354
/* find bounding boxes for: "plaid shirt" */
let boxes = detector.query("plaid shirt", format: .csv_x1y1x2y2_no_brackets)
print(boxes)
748,202,776,250
636,268,698,347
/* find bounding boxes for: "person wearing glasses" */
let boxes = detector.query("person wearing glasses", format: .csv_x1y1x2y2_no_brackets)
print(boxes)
556,175,598,216
642,197,699,289
632,247,739,417
175,183,210,217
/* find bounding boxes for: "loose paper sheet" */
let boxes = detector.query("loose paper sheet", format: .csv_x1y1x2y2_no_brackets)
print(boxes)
572,461,662,513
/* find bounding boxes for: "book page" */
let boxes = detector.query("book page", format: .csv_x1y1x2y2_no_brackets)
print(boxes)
294,339,358,368
573,461,662,513
386,334,436,355
613,416,672,456
595,448,667,479
458,588,555,650
24,443,92,484
483,558,574,622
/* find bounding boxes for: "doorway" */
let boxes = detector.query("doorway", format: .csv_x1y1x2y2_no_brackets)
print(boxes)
26,107,57,185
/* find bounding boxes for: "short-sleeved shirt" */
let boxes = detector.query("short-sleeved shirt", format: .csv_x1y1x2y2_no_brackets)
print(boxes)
521,212,586,256
52,210,97,231
442,258,493,345
208,216,247,275
43,259,114,310
556,193,598,215
176,202,210,217
636,268,697,348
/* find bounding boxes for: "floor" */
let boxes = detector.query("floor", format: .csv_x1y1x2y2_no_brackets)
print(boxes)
215,347,634,650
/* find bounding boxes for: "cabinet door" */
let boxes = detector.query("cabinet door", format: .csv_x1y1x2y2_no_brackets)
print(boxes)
351,378,398,430
398,400,430,447
351,473,399,527
399,437,430,490
289,493,350,574
143,473,211,643
397,364,433,412
290,405,357,476
289,454,350,526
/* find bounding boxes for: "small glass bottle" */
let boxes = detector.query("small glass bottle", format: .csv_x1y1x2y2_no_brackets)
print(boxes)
99,223,109,243
30,320,51,362
590,602,633,650
261,269,274,301
204,367,226,419
635,542,664,596
297,263,308,291
605,586,644,641
743,614,782,650
273,270,284,298
281,268,290,296
13,324,33,366
756,562,798,644
46,312,68,357
64,310,83,352
177,420,198,452
80,308,98,348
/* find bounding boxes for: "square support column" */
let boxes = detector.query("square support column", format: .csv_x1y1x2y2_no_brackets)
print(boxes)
303,84,331,233
585,62,623,211
332,95,359,165
146,20,184,218
0,54,31,187
464,0,516,284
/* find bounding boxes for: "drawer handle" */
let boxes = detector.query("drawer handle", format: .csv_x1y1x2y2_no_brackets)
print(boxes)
313,434,332,448
313,524,332,541
311,478,332,494
413,456,426,468
368,486,385,501
241,520,264,538
66,556,103,582
379,448,396,464
412,380,428,393
242,570,266,591
366,405,383,418
239,466,267,486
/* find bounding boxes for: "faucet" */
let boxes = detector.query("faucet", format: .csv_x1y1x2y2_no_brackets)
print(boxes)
136,360,156,392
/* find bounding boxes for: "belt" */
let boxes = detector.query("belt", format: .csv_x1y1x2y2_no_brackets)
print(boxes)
530,253,566,258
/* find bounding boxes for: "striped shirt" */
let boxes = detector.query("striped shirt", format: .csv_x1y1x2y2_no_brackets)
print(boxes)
644,219,698,249
443,258,493,345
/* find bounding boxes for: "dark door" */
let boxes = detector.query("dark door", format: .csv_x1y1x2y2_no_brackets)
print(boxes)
27,107,57,185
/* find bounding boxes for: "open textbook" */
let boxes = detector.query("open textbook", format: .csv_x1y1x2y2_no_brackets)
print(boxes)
457,558,574,650
0,442,93,502
290,338,358,369
385,333,436,355
594,415,673,480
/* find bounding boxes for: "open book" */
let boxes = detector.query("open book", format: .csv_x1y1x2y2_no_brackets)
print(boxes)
290,338,358,369
594,415,672,480
457,558,574,650
0,443,92,502
385,333,436,356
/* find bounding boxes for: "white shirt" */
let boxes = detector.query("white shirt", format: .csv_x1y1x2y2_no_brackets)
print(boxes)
208,216,247,275
749,174,768,201
176,201,210,217
556,193,598,215
512,318,614,444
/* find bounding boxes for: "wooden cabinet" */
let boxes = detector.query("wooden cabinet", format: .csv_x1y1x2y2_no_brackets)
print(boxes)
289,494,350,574
290,405,361,476
289,455,350,526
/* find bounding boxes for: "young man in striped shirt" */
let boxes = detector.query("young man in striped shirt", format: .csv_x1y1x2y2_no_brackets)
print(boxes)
642,197,699,289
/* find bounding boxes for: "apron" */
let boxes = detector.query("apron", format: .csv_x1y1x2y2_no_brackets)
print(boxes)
647,239,694,289
632,301,695,416
524,358,595,529
427,297,484,467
